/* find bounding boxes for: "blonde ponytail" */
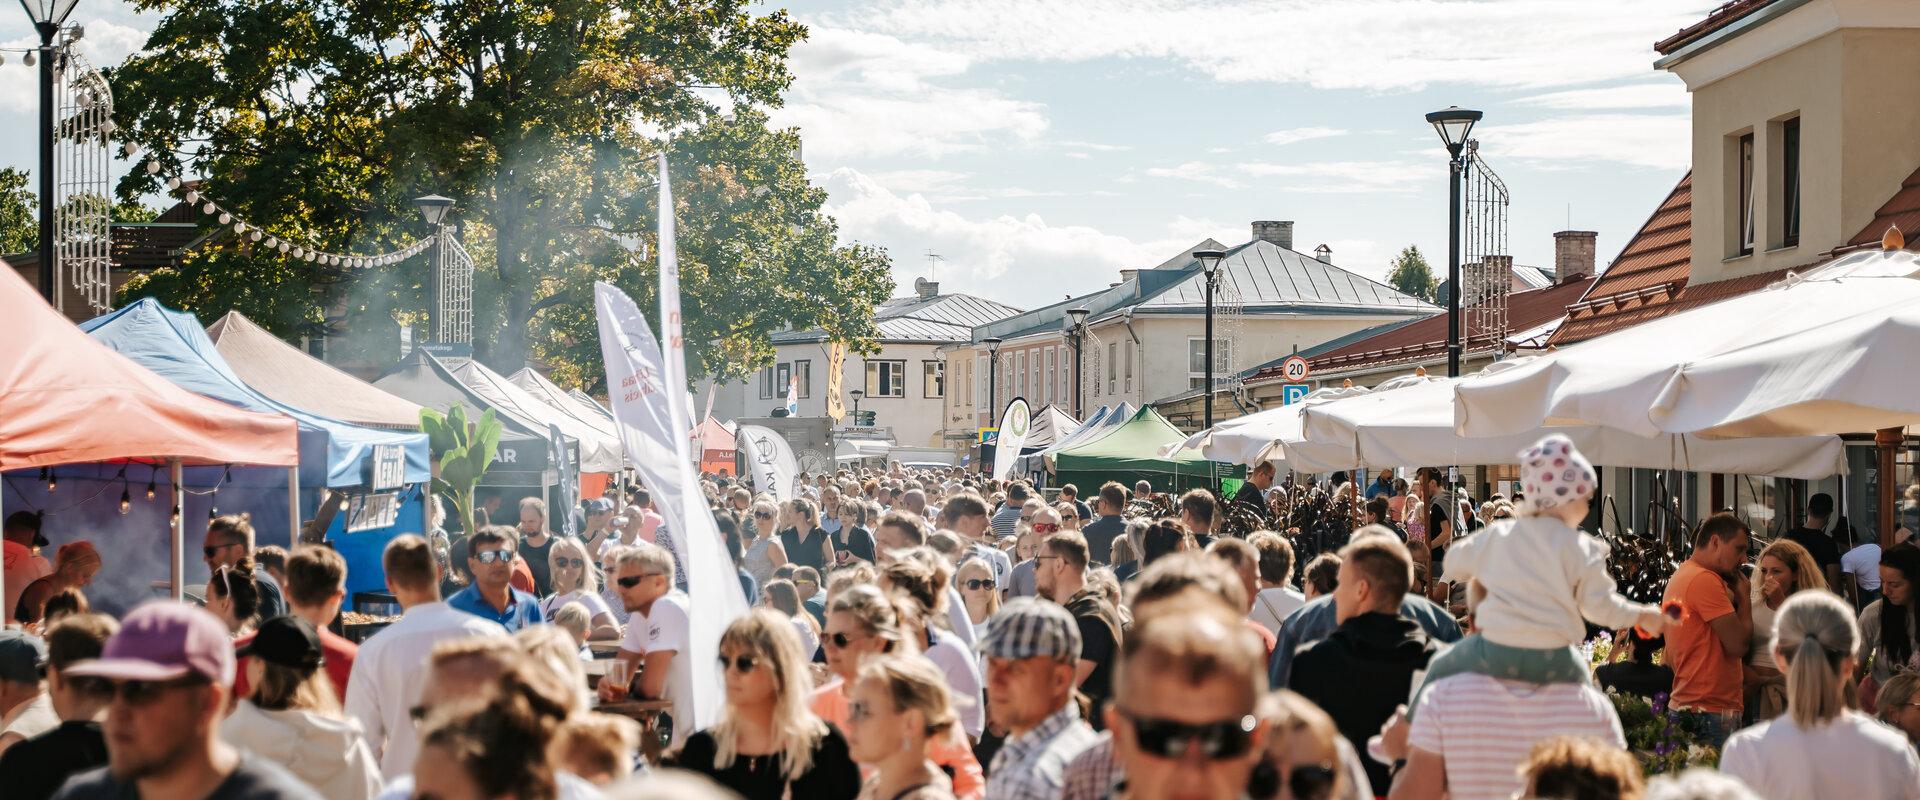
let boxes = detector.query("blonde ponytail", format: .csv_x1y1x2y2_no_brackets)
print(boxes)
1773,591,1858,728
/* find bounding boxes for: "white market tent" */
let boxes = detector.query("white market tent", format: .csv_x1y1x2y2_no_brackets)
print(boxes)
1161,384,1373,469
1038,402,1134,471
449,359,626,473
1298,367,1846,480
510,368,623,449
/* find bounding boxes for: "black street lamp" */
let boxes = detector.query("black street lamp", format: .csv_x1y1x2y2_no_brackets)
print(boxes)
1064,307,1089,419
982,336,1002,472
1425,106,1482,378
23,0,80,303
849,389,863,424
413,194,455,340
1192,249,1227,430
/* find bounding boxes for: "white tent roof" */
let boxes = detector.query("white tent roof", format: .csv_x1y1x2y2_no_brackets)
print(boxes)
1457,248,1920,439
449,359,626,473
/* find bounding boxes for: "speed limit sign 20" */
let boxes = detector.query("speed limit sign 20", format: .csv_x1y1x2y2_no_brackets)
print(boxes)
1279,355,1310,382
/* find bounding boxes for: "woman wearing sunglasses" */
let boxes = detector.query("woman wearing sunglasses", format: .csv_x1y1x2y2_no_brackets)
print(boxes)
846,655,960,800
670,610,861,799
1247,691,1360,800
745,500,789,589
540,537,620,641
956,558,1000,629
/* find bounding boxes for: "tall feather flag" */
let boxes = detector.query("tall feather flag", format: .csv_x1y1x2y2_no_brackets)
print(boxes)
593,153,749,747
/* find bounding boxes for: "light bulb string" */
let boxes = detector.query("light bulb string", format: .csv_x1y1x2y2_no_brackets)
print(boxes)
132,153,435,269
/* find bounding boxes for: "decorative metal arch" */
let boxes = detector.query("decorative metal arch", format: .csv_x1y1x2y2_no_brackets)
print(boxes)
437,227,475,345
54,40,115,314
1461,140,1512,351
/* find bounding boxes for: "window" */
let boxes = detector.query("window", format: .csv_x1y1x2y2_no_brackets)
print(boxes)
1737,132,1756,256
923,360,944,398
1781,118,1801,248
1044,348,1056,405
1188,338,1232,390
1017,351,1028,398
1107,342,1118,394
776,362,792,398
1124,340,1134,393
975,355,986,407
759,366,776,399
1089,347,1102,397
793,360,811,398
865,360,906,397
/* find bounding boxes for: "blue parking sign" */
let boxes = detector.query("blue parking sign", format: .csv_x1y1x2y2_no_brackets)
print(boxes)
1282,384,1309,405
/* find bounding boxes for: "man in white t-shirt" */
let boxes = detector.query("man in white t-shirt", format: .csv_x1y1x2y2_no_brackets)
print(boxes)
600,541,694,748
1841,526,1910,607
1380,673,1625,800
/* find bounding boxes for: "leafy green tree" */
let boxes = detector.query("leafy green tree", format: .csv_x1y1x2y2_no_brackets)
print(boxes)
0,168,36,255
111,0,890,383
1386,245,1437,302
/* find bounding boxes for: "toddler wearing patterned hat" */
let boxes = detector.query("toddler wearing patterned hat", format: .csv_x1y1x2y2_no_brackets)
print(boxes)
1406,434,1669,716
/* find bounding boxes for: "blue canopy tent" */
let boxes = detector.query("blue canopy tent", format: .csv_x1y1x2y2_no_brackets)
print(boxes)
82,300,432,591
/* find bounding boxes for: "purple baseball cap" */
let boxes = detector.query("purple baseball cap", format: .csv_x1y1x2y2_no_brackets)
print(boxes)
64,601,235,685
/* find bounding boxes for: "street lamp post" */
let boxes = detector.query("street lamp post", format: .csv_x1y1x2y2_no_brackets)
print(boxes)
1424,106,1482,378
983,336,1002,473
1193,250,1227,430
413,194,455,341
850,389,863,424
1065,307,1089,419
23,0,81,303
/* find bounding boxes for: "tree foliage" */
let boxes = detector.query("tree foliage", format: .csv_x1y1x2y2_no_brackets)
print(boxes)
0,168,37,255
1386,245,1437,302
110,0,892,384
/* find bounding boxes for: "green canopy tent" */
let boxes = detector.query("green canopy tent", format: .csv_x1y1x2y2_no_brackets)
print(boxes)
1052,407,1242,494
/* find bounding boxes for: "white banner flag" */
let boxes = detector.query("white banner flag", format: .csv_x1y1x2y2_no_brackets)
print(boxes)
737,424,798,502
991,397,1032,482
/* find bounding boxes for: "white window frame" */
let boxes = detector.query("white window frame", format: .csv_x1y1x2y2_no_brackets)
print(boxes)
1188,337,1232,389
793,359,811,399
1124,340,1134,393
1107,342,1118,394
866,360,907,398
922,360,944,399
1044,347,1056,405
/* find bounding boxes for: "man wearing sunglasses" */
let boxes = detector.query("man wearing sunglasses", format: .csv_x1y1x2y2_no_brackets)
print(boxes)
0,614,115,800
601,542,695,748
447,527,545,633
1006,507,1063,600
57,603,320,799
981,597,1098,800
1107,601,1270,800
203,514,287,621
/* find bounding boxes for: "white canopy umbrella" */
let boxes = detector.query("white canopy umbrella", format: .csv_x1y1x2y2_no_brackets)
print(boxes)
1455,246,1920,440
1160,384,1372,469
1303,369,1846,479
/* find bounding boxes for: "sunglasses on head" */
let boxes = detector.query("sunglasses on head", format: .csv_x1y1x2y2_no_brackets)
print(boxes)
555,557,587,569
472,549,515,564
79,676,208,706
617,572,666,589
964,578,996,591
717,654,761,672
1123,711,1260,760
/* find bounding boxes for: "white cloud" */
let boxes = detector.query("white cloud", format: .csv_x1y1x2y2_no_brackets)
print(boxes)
1147,159,1423,193
1479,114,1690,170
0,18,149,113
775,27,1048,161
863,169,971,193
1263,126,1347,146
830,0,1716,91
1145,161,1242,188
1057,140,1131,153
820,167,1220,301
1512,82,1690,110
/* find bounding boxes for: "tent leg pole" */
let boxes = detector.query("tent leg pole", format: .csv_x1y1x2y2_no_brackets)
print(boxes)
289,466,302,546
171,459,186,602
1,478,7,623
1878,427,1901,549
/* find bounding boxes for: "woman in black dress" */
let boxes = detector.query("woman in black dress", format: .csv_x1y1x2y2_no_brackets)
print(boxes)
779,498,836,574
670,610,861,800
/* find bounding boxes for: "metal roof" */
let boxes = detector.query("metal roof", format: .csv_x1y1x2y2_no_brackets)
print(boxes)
1133,240,1437,314
772,291,1023,344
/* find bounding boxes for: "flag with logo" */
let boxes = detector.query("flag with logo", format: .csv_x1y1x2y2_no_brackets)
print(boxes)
737,424,798,501
825,343,847,422
991,397,1032,482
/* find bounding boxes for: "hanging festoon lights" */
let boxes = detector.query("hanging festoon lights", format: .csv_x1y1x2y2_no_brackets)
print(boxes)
133,149,436,269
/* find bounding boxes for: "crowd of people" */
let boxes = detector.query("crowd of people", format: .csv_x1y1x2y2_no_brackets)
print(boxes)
2,435,1920,799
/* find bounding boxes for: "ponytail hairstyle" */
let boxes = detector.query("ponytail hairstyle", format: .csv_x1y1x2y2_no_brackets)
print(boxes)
209,562,261,627
1772,590,1860,727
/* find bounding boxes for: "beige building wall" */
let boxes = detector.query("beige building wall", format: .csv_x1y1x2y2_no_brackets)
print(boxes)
694,340,953,450
1671,3,1920,284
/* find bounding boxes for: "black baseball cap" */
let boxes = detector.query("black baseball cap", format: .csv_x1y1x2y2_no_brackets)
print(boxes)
235,615,323,670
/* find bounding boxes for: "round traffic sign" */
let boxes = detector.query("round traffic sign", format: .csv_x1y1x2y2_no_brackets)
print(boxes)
1280,355,1311,382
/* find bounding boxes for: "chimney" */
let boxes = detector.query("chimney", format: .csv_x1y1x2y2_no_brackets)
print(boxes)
1119,269,1140,284
1485,255,1514,300
1251,220,1294,250
913,277,940,299
1313,244,1332,264
1553,230,1597,283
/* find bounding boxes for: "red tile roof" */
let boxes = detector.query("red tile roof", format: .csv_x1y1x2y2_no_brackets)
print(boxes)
1655,0,1777,55
1551,173,1693,344
1247,275,1596,383
1846,165,1920,251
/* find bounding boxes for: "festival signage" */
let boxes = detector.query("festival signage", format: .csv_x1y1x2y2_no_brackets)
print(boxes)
991,397,1031,482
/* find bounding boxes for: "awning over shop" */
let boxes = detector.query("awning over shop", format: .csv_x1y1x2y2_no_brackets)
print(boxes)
0,268,298,470
82,300,429,488
206,311,425,431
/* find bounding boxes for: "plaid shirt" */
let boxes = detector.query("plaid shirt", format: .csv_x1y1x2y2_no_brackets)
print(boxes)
1059,732,1121,800
986,705,1099,800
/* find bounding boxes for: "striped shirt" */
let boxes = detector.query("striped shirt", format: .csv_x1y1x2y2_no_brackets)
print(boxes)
1408,674,1624,800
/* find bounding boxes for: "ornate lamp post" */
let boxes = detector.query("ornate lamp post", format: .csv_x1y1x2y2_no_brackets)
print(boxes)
1064,307,1089,419
1192,249,1227,429
22,0,80,302
849,389,863,425
1424,106,1482,378
983,336,1002,473
413,194,455,341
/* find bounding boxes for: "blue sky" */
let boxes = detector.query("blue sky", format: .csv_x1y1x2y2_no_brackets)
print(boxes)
2,0,1714,309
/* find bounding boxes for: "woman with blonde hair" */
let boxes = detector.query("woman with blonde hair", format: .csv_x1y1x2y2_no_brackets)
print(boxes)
955,557,999,628
846,656,960,800
763,578,821,658
745,500,789,588
1722,591,1920,798
1053,502,1083,531
671,610,861,799
542,536,620,640
1250,690,1363,800
14,540,100,625
1873,672,1920,746
1745,538,1828,720
221,615,382,799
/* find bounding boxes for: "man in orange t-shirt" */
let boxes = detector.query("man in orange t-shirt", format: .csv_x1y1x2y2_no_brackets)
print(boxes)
1661,512,1751,744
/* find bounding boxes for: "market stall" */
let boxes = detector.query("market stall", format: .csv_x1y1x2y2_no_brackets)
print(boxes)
453,359,624,474
691,417,737,476
207,310,425,430
1053,407,1241,493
